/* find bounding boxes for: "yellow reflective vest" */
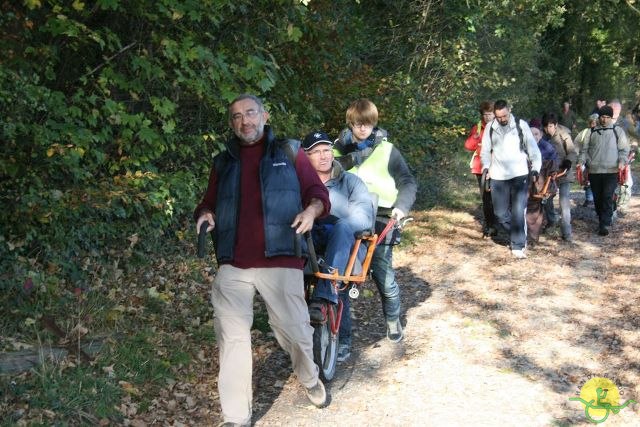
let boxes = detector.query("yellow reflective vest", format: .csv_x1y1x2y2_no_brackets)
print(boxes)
347,139,398,208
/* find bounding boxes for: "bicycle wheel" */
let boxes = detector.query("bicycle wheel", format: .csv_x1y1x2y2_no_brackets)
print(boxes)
312,303,338,382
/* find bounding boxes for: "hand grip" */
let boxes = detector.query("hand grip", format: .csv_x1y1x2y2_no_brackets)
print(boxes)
197,222,209,258
480,169,490,193
304,231,319,274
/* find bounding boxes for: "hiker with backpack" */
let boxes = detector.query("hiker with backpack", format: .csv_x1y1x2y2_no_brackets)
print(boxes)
574,113,600,207
541,112,579,242
464,101,497,236
480,100,541,259
577,105,630,236
194,94,331,424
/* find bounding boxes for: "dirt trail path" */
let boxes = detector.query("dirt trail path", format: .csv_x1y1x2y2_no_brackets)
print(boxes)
240,181,640,427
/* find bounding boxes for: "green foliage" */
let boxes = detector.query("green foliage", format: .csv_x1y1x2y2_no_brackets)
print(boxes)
0,0,307,308
106,330,190,385
4,0,637,317
1,328,191,425
1,362,123,424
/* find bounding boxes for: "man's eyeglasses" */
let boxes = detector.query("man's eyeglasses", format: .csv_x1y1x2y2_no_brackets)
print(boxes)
231,109,260,122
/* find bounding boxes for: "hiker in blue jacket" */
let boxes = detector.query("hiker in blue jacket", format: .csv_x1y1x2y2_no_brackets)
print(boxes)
303,130,374,362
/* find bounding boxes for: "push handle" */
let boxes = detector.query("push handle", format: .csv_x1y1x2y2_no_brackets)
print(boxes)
197,222,209,259
304,231,320,274
480,169,490,193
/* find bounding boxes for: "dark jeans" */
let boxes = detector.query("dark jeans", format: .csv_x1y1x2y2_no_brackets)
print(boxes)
311,220,365,346
490,174,529,250
589,173,618,227
371,244,401,323
475,174,496,228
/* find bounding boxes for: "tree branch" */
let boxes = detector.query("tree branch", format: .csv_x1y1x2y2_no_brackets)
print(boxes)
625,0,640,16
81,41,137,80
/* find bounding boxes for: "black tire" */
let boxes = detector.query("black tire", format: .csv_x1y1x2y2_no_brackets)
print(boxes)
312,304,338,382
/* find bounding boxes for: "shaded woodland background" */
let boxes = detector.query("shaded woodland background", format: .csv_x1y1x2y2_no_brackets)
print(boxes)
2,0,638,289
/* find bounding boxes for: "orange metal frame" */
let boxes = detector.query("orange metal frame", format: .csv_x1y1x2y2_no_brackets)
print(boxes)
312,232,378,292
531,168,568,200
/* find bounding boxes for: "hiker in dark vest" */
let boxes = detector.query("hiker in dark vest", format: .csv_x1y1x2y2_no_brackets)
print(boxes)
480,100,541,259
578,105,630,236
194,94,331,424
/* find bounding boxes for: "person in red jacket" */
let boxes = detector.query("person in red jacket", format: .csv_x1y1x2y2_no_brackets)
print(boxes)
464,100,496,236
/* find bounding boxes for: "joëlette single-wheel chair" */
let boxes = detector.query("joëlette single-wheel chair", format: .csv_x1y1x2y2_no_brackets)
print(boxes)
481,167,568,201
197,213,412,382
298,213,412,382
530,168,568,203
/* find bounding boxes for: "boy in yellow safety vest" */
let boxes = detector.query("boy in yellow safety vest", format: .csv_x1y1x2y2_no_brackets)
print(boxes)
333,98,417,343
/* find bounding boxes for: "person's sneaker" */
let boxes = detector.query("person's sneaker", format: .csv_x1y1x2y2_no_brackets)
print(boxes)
511,249,527,259
308,301,327,323
305,379,328,408
337,343,351,362
598,226,609,236
562,235,574,243
482,226,497,237
386,319,404,342
582,200,593,207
